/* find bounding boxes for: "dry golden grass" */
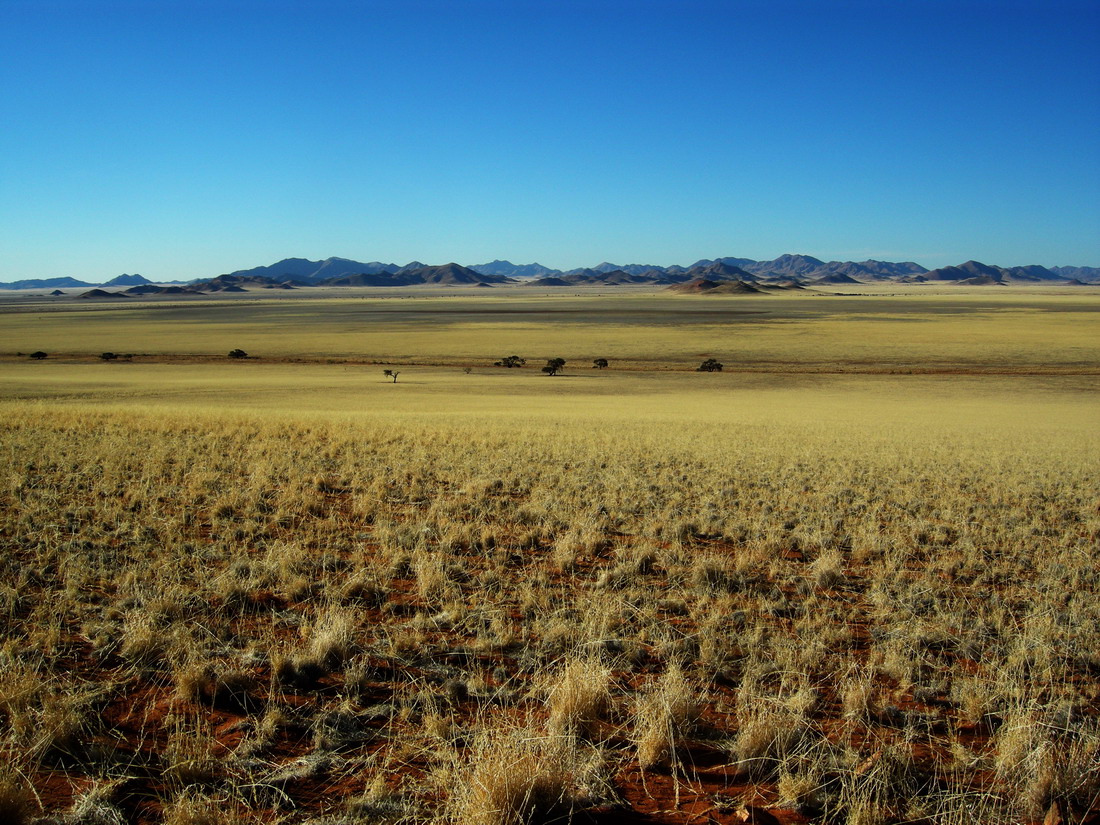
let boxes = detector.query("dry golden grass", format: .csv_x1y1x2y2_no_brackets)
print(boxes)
1,288,1097,824
2,285,1099,369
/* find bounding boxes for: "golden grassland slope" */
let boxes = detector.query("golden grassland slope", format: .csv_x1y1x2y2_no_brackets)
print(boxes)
0,287,1098,824
1,400,1097,824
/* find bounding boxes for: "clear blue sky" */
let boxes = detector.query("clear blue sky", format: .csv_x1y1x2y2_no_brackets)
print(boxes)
2,0,1098,281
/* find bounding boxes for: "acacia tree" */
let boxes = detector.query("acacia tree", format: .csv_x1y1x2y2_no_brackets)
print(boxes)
494,355,526,368
228,349,248,359
542,357,566,376
29,351,47,360
697,358,723,372
593,358,609,369
383,369,400,383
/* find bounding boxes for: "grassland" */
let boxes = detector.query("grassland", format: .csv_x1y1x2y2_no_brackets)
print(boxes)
3,285,1099,370
1,287,1098,824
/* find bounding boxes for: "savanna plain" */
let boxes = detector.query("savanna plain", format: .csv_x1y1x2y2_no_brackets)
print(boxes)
1,286,1098,825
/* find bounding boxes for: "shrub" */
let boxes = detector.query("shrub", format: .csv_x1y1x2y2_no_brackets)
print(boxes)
453,726,607,825
634,662,700,770
546,659,612,739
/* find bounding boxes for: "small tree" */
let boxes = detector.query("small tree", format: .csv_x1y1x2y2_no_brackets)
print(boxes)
593,358,608,369
228,349,248,359
543,357,566,376
697,358,723,372
494,355,526,368
383,369,400,383
29,351,47,360
100,352,118,361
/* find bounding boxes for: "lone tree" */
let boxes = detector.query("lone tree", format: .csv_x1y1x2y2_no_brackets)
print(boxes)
228,349,248,359
29,351,48,360
99,352,118,361
383,369,400,383
697,358,723,372
494,355,526,368
542,357,566,376
592,358,609,369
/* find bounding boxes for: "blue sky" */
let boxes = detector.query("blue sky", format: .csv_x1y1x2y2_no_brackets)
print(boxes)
2,0,1098,280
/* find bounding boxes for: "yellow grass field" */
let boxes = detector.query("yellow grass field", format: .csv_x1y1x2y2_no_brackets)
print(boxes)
2,285,1099,370
1,287,1098,825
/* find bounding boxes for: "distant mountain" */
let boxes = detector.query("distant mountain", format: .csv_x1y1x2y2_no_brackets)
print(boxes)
322,271,422,287
1001,264,1064,282
526,276,571,287
813,272,863,284
1050,266,1100,283
312,257,400,280
411,263,509,285
744,254,828,278
204,273,306,289
759,280,808,290
7,253,1094,291
0,277,93,290
78,288,129,299
222,257,402,284
736,256,930,283
125,284,204,295
922,260,1071,284
322,263,510,287
668,279,764,295
688,257,758,271
847,260,928,278
590,262,671,276
684,262,758,282
530,268,660,286
104,273,151,286
470,260,558,279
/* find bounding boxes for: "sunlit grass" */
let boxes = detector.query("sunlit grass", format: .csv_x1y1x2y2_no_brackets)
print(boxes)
2,287,1098,368
1,286,1098,823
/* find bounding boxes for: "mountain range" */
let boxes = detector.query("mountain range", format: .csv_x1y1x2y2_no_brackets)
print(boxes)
3,255,1098,290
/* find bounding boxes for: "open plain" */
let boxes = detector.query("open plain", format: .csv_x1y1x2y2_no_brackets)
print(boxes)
1,285,1098,825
